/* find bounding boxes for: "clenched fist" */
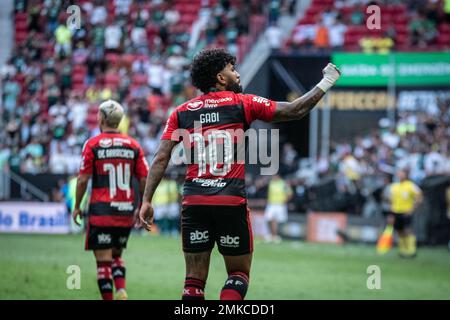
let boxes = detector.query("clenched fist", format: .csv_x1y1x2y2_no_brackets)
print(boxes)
317,63,341,92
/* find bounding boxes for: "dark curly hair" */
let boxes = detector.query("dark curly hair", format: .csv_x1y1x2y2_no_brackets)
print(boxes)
190,48,236,94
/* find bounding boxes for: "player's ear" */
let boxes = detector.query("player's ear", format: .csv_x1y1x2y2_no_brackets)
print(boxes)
216,72,226,86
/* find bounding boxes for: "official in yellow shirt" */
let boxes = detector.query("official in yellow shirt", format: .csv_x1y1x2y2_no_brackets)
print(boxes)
167,177,180,236
388,170,422,258
264,175,293,243
152,178,171,235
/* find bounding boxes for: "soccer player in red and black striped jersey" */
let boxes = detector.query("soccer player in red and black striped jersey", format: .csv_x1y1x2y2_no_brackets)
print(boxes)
139,48,341,300
73,100,149,300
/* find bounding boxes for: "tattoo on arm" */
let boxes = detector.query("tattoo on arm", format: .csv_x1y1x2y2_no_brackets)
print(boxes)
272,86,325,122
142,140,177,202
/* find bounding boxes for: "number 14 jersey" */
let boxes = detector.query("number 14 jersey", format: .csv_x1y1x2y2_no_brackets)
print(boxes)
79,133,149,227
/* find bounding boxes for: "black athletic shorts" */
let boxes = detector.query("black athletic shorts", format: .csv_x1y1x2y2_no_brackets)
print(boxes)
393,214,413,231
181,204,253,256
85,224,132,251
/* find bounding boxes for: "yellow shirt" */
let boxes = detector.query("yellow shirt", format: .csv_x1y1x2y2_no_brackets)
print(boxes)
118,115,130,135
268,179,292,205
168,180,179,203
153,179,170,206
55,25,71,44
390,180,421,214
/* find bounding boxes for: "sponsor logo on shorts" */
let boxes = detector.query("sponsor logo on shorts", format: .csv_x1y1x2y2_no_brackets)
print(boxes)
190,230,209,244
220,235,240,247
119,236,127,244
97,233,112,244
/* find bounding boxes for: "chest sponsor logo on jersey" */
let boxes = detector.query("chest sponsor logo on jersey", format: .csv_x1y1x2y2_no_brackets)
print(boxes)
113,138,131,147
220,235,240,247
204,97,233,108
99,138,113,148
187,100,204,111
190,230,209,244
192,178,227,188
252,96,271,107
199,112,220,124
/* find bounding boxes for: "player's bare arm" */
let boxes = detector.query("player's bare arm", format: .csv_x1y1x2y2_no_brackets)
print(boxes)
133,177,148,225
73,173,90,226
272,63,341,122
139,140,177,230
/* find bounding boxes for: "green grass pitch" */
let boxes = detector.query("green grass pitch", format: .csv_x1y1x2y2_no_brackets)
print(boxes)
0,233,449,300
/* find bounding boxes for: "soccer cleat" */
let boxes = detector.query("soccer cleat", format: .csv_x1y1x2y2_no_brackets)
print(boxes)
115,288,128,300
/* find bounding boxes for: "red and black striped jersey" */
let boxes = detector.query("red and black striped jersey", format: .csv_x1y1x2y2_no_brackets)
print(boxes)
79,132,149,227
161,90,276,206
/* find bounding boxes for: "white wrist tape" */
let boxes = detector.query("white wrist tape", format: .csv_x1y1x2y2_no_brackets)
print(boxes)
317,78,334,92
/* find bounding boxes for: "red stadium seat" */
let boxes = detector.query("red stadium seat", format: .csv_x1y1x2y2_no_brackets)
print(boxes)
121,54,136,66
106,53,120,66
132,74,148,85
439,24,450,34
396,34,409,45
437,34,450,46
104,74,120,89
15,31,28,44
14,13,28,23
394,15,408,25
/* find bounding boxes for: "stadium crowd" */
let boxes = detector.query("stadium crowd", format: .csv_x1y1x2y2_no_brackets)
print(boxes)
247,101,450,215
285,0,450,53
0,0,295,175
1,0,449,217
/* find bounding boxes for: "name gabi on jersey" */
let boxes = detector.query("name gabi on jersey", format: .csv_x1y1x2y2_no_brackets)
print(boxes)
192,178,227,187
199,112,219,124
98,149,135,159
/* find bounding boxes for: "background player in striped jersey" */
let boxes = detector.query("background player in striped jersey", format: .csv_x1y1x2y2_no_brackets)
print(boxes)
73,100,149,300
139,48,341,300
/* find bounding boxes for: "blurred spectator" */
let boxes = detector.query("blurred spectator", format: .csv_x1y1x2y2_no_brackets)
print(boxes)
314,18,330,51
409,12,438,48
265,22,284,50
329,18,347,50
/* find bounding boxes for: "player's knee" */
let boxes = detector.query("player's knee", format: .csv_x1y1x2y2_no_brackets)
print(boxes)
94,249,112,262
220,271,249,300
112,248,123,258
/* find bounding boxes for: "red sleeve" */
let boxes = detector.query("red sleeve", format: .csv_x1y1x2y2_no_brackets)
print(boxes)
240,94,277,124
160,110,181,141
135,144,149,179
79,140,94,175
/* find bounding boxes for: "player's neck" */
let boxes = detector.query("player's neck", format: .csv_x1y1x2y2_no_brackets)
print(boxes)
101,127,120,134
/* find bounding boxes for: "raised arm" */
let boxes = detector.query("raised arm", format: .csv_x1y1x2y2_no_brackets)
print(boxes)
272,63,341,123
139,139,177,230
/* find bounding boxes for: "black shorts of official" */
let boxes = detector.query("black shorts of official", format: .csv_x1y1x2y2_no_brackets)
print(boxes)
393,214,413,232
85,224,132,251
181,204,253,256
